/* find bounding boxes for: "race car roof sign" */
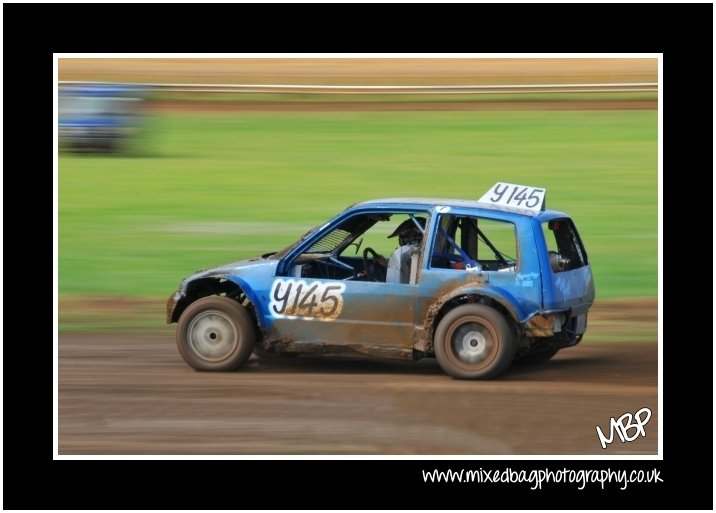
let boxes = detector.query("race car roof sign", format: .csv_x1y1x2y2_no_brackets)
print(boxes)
478,182,546,213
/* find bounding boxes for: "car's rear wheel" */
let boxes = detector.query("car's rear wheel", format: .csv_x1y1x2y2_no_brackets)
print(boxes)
176,296,255,371
434,304,516,379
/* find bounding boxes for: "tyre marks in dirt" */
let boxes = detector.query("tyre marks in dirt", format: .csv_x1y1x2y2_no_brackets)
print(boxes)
58,334,657,455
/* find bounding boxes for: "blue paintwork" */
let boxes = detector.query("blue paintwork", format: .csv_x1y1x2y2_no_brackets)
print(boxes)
168,198,595,353
62,84,141,97
58,84,143,148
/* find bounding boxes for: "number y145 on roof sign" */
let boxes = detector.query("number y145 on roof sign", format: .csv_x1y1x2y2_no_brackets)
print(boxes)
478,182,546,213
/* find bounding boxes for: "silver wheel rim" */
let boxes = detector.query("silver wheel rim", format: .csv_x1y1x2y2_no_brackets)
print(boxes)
450,323,493,365
187,310,239,363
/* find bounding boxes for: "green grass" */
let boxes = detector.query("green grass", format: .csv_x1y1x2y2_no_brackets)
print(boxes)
152,90,657,104
59,109,657,299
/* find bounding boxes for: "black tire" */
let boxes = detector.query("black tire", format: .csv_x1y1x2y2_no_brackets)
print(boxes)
434,304,516,379
176,296,256,371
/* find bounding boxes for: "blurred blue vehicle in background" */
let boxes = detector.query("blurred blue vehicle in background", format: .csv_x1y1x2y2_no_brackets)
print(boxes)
59,83,144,152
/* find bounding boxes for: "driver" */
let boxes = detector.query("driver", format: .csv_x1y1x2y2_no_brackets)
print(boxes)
385,217,425,284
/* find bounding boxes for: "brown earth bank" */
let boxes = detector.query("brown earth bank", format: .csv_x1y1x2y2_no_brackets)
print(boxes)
147,100,657,112
60,58,657,112
58,296,658,455
59,58,657,85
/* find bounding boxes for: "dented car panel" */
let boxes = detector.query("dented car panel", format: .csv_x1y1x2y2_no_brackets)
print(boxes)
168,188,595,378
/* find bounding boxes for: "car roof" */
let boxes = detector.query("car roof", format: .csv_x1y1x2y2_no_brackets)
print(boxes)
352,198,569,220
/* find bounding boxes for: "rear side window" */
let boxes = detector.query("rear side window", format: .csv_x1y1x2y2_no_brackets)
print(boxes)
542,218,588,272
431,214,518,271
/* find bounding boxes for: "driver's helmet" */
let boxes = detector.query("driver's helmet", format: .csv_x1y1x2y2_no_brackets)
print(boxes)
388,217,426,246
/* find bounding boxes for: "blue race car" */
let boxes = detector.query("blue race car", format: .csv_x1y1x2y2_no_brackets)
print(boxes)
167,183,595,379
59,83,143,152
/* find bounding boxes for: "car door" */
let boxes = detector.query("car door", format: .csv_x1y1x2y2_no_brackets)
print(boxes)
266,276,417,356
266,210,427,356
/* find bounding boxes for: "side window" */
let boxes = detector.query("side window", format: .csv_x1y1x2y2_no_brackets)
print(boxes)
431,215,517,272
541,218,588,272
476,219,517,267
290,211,428,284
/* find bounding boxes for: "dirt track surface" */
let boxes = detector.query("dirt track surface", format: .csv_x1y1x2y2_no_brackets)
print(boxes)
59,334,657,455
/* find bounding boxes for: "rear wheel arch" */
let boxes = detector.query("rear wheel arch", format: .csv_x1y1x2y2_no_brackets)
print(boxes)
435,293,517,328
425,291,521,353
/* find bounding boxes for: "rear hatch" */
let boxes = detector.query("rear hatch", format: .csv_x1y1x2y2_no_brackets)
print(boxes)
540,217,595,317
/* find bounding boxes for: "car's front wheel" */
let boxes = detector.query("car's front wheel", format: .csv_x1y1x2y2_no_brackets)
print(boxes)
434,304,516,379
176,296,256,371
